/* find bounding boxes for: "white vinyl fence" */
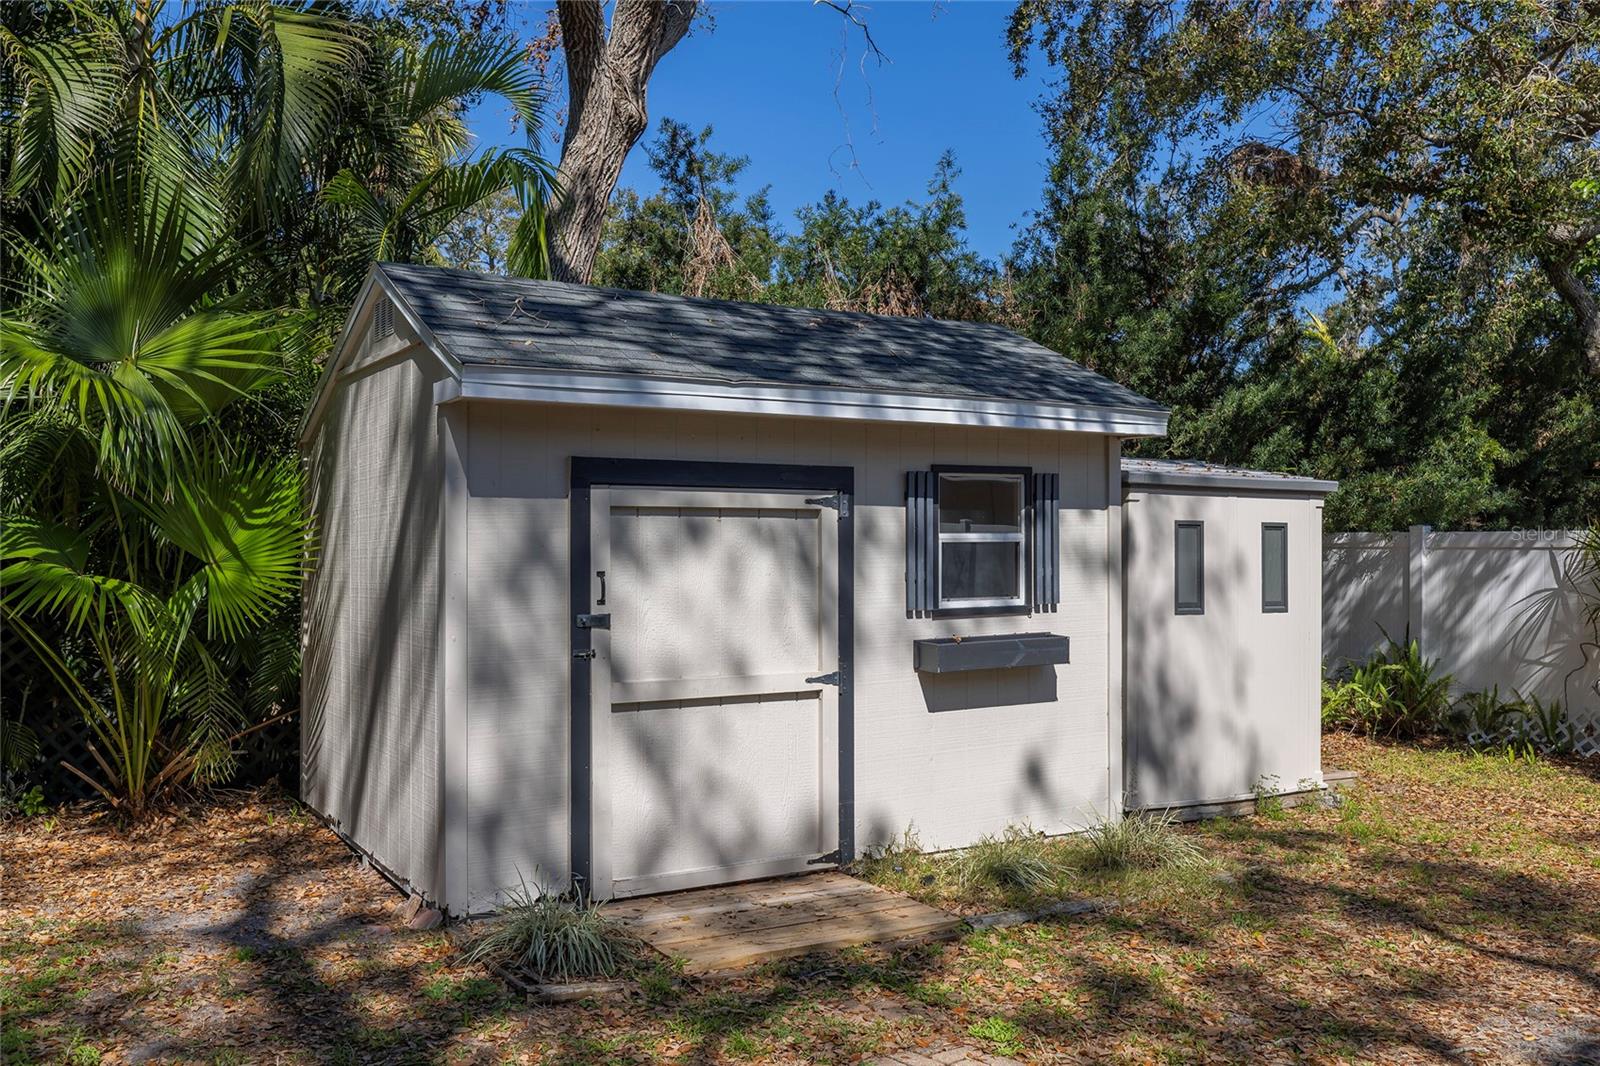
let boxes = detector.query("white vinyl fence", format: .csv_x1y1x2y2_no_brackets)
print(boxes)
1323,527,1599,756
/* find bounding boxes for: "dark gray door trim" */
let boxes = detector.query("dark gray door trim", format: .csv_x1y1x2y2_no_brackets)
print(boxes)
568,457,856,898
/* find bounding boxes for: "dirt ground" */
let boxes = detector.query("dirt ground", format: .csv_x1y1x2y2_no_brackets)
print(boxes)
3,734,1598,1064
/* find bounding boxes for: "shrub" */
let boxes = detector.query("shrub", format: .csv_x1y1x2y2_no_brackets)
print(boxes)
950,825,1059,891
1448,685,1514,740
1381,638,1454,736
1322,662,1395,734
1447,687,1570,756
1507,693,1571,755
461,881,634,982
1322,638,1453,738
1080,810,1204,872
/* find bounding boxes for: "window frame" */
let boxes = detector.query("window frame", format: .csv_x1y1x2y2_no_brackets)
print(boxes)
1174,520,1205,616
933,466,1030,611
1261,522,1289,613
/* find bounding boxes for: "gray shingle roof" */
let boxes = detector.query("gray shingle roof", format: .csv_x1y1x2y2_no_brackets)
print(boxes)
1121,458,1338,495
376,263,1165,414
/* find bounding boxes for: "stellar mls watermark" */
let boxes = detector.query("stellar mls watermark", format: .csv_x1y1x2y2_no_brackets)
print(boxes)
1509,527,1570,543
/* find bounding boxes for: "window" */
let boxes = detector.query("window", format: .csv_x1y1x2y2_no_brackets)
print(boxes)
1174,521,1204,615
1262,522,1288,612
905,469,1059,614
938,473,1024,608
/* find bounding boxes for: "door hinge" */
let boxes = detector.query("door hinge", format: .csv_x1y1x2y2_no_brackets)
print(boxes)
805,493,849,518
808,848,841,866
573,648,596,660
805,670,841,687
576,613,610,629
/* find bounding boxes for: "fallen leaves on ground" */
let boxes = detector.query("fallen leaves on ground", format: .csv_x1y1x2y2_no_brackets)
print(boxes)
2,737,1598,1064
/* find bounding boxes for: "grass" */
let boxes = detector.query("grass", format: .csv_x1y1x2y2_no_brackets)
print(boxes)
855,809,1209,916
1079,810,1205,873
3,736,1599,1063
967,1015,1025,1056
459,880,636,982
948,825,1061,892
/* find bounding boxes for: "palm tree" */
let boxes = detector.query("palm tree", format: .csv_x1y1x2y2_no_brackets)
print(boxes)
317,30,558,289
1,179,307,819
0,1,557,815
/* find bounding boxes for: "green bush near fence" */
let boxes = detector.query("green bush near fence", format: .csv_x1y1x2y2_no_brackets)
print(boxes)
1323,642,1577,754
1322,638,1453,739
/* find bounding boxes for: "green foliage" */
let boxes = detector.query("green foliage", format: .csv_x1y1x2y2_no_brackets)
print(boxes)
1322,639,1453,739
590,120,778,301
1449,686,1516,741
0,1,556,814
1005,0,1600,530
591,121,993,318
2,783,47,819
968,1015,1025,1057
1569,524,1600,694
1079,811,1204,873
1322,664,1395,737
1506,693,1572,757
461,881,635,983
949,825,1060,892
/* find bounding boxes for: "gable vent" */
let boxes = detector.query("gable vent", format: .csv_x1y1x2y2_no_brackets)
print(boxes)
371,295,396,342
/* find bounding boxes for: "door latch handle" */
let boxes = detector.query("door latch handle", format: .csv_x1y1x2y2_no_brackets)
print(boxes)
596,570,606,605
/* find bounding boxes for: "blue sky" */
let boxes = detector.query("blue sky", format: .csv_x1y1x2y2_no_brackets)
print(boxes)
468,1,1052,262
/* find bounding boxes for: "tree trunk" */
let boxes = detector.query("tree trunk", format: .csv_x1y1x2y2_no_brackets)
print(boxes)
550,0,697,284
1540,254,1600,377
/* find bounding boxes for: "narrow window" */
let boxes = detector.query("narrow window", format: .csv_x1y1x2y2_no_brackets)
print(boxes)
937,473,1025,608
1262,522,1288,613
1174,521,1204,615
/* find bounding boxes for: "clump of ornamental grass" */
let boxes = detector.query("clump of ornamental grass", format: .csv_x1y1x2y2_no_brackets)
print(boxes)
950,825,1061,892
1080,810,1204,872
461,880,634,982
855,826,932,886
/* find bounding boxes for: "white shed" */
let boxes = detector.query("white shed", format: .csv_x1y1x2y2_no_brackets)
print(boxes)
1121,460,1338,815
299,263,1329,914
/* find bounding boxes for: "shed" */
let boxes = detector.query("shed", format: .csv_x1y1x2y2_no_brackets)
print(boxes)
1121,460,1338,815
299,262,1328,914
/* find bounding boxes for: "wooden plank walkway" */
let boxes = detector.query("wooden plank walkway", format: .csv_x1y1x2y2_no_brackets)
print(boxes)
604,872,963,974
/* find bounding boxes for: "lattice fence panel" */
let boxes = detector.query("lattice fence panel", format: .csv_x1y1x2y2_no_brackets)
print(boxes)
1466,711,1599,759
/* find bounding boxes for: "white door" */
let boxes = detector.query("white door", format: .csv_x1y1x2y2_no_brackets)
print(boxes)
587,488,840,899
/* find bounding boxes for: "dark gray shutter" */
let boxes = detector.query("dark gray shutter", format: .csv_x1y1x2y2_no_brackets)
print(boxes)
1031,472,1060,610
905,471,937,612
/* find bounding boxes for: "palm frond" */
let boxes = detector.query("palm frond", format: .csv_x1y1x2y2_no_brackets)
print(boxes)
239,610,300,716
134,458,309,641
3,175,288,484
199,2,364,203
404,33,544,148
171,638,246,784
0,9,125,205
0,516,158,630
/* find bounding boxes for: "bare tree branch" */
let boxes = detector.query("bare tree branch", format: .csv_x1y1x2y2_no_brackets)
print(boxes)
813,0,888,64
